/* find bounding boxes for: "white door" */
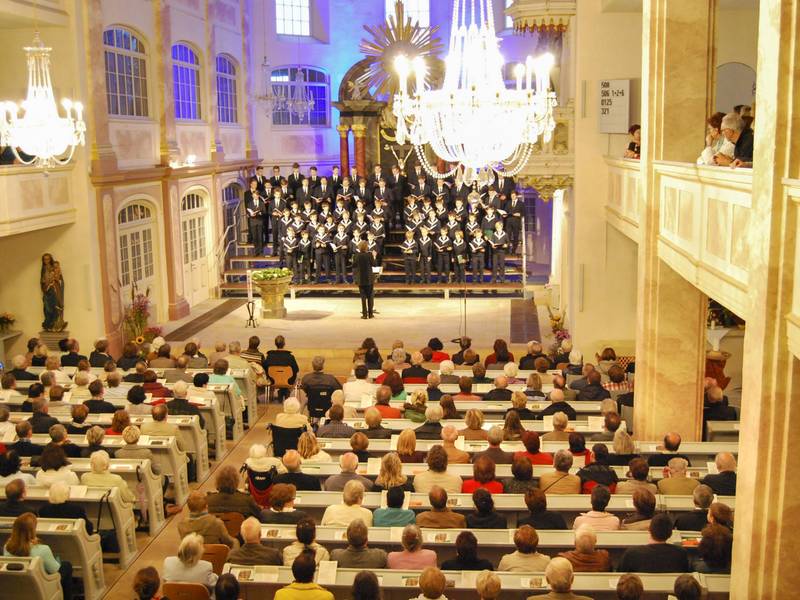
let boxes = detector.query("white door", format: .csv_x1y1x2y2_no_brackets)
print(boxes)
181,193,210,306
117,202,157,305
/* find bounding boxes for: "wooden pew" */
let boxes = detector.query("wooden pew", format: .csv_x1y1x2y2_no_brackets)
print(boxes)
705,421,739,442
0,486,138,567
343,417,617,434
0,517,105,600
20,458,165,537
28,434,189,505
8,411,209,482
0,556,63,600
271,491,736,528
344,399,603,416
223,566,731,600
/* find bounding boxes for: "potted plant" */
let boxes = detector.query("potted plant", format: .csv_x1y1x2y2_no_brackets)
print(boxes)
251,268,293,318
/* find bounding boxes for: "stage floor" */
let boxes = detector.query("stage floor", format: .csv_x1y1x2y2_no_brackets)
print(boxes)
162,293,552,353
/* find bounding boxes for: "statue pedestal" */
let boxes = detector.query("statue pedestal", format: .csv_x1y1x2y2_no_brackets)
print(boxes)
39,330,69,350
256,277,292,319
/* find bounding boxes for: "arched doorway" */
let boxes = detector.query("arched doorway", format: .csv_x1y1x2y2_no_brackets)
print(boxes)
181,191,211,306
117,201,157,304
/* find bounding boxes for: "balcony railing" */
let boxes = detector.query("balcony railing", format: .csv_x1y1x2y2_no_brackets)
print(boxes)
0,164,76,237
654,161,752,319
605,156,641,241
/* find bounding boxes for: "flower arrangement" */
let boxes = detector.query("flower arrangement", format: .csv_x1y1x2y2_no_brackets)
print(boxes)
251,267,292,282
547,305,571,357
0,312,15,332
122,285,153,343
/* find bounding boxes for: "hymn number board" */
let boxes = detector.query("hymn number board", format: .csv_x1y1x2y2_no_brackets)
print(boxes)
598,79,630,134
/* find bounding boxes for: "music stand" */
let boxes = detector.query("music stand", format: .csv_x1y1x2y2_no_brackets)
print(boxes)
245,300,258,328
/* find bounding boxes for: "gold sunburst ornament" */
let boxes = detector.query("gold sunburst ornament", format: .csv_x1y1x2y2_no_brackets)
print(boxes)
358,1,443,98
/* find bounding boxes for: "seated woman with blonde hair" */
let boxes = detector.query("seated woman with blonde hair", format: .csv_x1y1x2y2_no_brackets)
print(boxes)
163,533,218,591
297,431,332,463
524,372,545,398
402,389,428,422
396,428,426,464
373,451,413,491
460,409,489,441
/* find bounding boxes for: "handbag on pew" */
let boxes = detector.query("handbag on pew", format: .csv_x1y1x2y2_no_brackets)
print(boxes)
95,489,121,553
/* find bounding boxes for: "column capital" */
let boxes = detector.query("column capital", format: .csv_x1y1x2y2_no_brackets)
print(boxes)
351,123,367,138
336,124,351,137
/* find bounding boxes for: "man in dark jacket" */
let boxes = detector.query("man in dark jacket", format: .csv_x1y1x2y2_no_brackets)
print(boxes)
59,339,87,367
28,397,59,434
700,452,737,496
8,421,43,457
576,371,611,401
0,480,38,517
618,514,689,572
353,241,376,319
271,450,321,491
8,355,37,380
262,336,299,401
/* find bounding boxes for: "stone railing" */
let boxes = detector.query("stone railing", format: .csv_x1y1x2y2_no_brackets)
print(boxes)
605,156,641,241
0,164,76,237
654,161,753,319
786,178,800,358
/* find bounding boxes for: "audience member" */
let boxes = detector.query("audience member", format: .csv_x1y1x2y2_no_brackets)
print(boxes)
462,455,503,494
460,409,488,440
275,550,334,600
9,421,43,457
275,397,310,429
28,397,59,434
618,513,689,572
297,431,333,462
0,480,37,516
497,525,550,571
615,573,644,600
374,486,415,526
178,490,236,547
701,452,737,496
414,444,462,493
416,567,448,600
440,425,470,464
263,335,300,398
227,516,281,565
387,524,437,569
329,519,387,568
620,488,656,531
503,456,537,494
262,483,310,524
708,502,734,531
374,452,413,491
324,452,373,491
80,426,114,458
401,388,426,420
567,432,592,464
615,458,658,495
415,486,466,528
396,429,426,463
454,376,480,402
673,484,714,531
502,410,525,441
273,450,322,491
282,517,331,566
539,450,581,494
657,457,700,495
321,480,373,526
439,395,458,420
0,451,36,487
374,385,401,418
532,557,593,600
466,488,506,529
519,488,568,530
475,570,502,600
438,360,459,384
35,445,79,487
215,573,241,600
576,444,618,491
165,381,205,428
647,432,690,467
317,404,356,438
440,530,494,571
47,423,81,458
141,405,186,451
590,412,621,442
133,566,162,600
573,485,620,530
81,450,135,503
715,111,754,167
540,389,577,420
352,571,382,600
162,533,218,591
206,465,262,519
474,425,513,464
559,525,611,572
672,574,702,600
693,524,733,574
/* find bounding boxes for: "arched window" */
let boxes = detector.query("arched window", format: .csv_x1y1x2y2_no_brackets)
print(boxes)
172,43,202,120
103,27,149,117
216,55,238,124
276,0,310,36
270,66,329,126
117,202,155,288
386,0,429,27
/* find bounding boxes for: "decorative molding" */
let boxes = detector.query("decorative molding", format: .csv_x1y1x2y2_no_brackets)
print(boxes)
517,174,574,200
507,0,576,33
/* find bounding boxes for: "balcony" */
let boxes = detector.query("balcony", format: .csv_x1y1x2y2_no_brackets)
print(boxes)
0,164,76,237
787,178,800,358
654,161,752,319
605,156,641,241
517,103,575,198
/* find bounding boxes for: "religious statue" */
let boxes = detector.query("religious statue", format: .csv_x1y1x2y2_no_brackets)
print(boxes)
40,253,67,331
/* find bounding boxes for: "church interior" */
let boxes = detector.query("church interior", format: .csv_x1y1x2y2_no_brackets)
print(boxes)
0,0,795,598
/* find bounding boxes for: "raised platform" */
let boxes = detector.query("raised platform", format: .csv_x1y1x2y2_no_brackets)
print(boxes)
219,280,526,298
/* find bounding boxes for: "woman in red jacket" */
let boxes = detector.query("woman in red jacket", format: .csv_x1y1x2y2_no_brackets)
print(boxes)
462,455,504,494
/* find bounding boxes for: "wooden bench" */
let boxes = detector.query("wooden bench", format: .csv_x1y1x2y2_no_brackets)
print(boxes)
0,486,138,567
0,517,104,600
0,556,62,600
223,566,731,600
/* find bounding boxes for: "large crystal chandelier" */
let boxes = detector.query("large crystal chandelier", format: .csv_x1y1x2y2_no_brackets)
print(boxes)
393,0,556,181
0,32,86,168
257,58,314,122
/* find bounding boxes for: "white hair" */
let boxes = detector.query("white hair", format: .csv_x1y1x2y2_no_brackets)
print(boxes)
151,337,166,352
172,380,188,398
343,479,365,505
574,525,597,553
569,349,583,365
283,397,300,414
552,411,568,430
177,533,204,567
550,389,565,403
503,362,519,377
249,444,267,459
545,557,574,593
721,112,744,132
12,355,26,369
425,405,443,423
74,371,90,386
439,360,455,375
90,450,110,473
339,452,359,473
48,482,70,504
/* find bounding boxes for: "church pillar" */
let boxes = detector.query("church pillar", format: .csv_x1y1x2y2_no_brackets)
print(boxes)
205,0,224,163
239,0,258,160
337,124,350,174
82,0,118,173
154,0,180,165
729,2,800,597
351,123,367,179
634,0,715,440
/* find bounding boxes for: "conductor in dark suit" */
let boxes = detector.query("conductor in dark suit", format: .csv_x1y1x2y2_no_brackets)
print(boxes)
354,241,376,319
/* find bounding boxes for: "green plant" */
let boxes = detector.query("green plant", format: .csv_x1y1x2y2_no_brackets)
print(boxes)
122,285,153,342
251,267,292,281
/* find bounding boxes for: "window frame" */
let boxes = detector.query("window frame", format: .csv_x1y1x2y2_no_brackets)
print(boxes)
103,26,150,119
171,42,203,122
215,54,239,125
117,202,156,289
269,65,331,128
275,0,311,37
385,0,430,28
